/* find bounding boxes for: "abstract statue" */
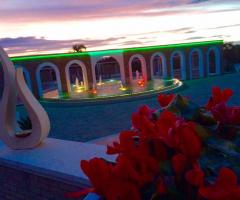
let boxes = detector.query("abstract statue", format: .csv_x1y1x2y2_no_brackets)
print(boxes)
0,47,50,149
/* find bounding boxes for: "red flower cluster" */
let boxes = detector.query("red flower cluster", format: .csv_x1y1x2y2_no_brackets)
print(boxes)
80,157,142,200
206,87,240,138
206,87,233,110
78,101,203,199
67,89,240,200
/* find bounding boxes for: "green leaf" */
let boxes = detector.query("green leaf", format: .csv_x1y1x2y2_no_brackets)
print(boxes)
195,124,211,141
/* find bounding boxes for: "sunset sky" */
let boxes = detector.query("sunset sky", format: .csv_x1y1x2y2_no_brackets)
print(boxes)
0,0,240,56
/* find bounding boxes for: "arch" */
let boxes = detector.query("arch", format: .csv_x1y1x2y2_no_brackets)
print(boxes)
95,56,121,83
207,46,221,76
128,54,147,83
90,54,125,89
170,50,186,80
15,65,32,91
150,52,167,79
36,62,62,98
189,48,204,79
65,60,89,92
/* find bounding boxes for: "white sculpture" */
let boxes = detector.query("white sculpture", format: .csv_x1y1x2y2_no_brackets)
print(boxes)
0,47,50,150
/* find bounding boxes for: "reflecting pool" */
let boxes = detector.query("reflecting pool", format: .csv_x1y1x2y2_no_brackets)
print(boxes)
43,78,182,100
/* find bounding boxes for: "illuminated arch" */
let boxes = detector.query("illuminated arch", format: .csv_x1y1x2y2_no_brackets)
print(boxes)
36,62,62,98
128,54,147,83
65,60,89,92
170,50,186,80
150,52,167,79
90,54,125,89
189,48,204,79
207,46,221,76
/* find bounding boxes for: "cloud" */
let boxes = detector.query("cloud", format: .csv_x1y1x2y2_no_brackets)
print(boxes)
185,36,206,40
209,23,240,30
1,0,240,56
0,36,126,55
165,27,195,34
185,34,229,41
190,0,209,4
1,0,238,23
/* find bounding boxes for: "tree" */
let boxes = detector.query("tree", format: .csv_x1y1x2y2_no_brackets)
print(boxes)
223,42,240,72
72,44,87,53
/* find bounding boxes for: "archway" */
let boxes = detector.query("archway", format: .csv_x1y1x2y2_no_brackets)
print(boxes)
65,60,88,93
207,47,221,75
129,54,147,83
15,65,32,91
36,62,62,98
189,49,204,79
171,51,186,80
95,56,121,84
150,53,167,79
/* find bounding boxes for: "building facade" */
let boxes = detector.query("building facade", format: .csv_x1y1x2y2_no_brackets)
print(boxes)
9,40,224,99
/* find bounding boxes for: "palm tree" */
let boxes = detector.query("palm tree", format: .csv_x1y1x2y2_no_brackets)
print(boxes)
72,44,87,52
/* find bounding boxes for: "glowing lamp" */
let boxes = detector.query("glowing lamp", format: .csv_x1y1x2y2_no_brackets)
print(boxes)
92,89,97,94
137,79,145,87
119,86,127,91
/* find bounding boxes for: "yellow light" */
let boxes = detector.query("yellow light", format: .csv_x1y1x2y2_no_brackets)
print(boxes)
97,82,105,86
119,87,127,91
73,85,85,93
76,89,83,93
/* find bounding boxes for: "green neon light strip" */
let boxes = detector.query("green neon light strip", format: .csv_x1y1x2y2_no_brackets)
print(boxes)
124,40,223,52
10,40,223,62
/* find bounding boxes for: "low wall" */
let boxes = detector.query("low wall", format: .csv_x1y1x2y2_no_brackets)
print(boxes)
0,138,114,200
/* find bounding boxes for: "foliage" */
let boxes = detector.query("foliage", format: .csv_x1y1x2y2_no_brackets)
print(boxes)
17,115,32,130
16,115,32,137
223,42,240,72
72,44,87,53
67,87,240,200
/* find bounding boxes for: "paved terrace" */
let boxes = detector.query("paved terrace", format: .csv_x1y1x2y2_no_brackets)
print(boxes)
17,73,240,142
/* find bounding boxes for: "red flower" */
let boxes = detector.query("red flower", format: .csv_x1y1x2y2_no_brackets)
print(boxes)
156,110,179,147
206,87,233,110
156,177,167,195
172,153,187,174
185,164,205,187
80,157,142,200
107,131,159,186
132,112,158,138
107,130,139,155
174,122,202,161
228,106,240,125
151,138,168,161
211,103,240,125
81,158,111,196
138,105,155,118
157,111,201,161
158,94,175,108
199,167,240,200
